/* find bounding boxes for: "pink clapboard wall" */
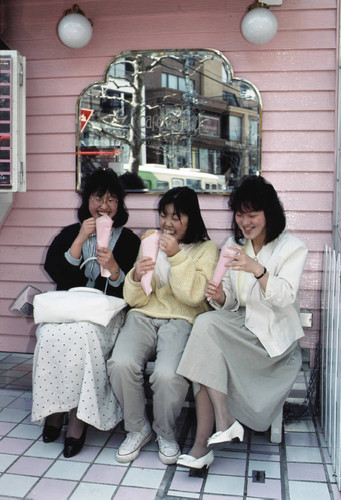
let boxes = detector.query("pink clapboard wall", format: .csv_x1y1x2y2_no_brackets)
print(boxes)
0,0,337,360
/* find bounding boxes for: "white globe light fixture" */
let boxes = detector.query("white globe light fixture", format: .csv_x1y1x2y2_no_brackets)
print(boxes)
241,1,278,45
58,4,93,49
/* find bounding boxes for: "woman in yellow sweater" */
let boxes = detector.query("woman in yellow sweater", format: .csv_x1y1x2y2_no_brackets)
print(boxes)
107,186,218,466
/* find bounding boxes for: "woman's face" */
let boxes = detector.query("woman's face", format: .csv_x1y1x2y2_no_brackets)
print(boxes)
235,209,266,244
159,203,189,242
88,190,118,219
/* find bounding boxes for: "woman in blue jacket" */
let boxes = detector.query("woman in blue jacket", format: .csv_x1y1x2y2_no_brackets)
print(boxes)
32,168,140,458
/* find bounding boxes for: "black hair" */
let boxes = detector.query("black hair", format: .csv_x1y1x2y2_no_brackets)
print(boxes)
157,186,210,244
229,175,286,245
119,172,146,190
77,168,129,227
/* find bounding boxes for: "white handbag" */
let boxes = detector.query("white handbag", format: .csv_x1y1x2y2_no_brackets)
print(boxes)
33,287,127,327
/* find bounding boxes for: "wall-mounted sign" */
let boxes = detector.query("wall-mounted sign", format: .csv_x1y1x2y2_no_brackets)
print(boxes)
199,115,220,137
80,108,93,133
0,51,26,192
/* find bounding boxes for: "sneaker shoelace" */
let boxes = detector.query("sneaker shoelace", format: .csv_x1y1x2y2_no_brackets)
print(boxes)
157,436,178,453
123,431,144,448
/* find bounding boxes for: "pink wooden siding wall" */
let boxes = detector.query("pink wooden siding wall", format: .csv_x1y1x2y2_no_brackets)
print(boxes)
0,0,337,361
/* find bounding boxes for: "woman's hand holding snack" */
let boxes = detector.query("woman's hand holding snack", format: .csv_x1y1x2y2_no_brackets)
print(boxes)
96,247,117,275
70,218,96,260
78,218,96,244
133,256,155,283
205,280,225,305
229,247,263,276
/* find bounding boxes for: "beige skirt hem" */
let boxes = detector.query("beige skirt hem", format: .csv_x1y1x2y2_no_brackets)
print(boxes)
177,308,302,431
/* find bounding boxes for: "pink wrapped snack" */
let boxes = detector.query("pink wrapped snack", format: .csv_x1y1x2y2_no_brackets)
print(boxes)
208,246,239,300
141,230,161,296
96,214,113,277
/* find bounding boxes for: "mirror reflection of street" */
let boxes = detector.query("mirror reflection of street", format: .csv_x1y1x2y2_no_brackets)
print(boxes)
76,49,262,193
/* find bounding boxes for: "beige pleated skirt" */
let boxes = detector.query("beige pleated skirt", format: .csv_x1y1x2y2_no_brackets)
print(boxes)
177,308,302,432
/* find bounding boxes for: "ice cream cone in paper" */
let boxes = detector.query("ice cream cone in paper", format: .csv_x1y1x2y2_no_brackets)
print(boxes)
211,245,239,285
96,215,113,277
141,230,161,295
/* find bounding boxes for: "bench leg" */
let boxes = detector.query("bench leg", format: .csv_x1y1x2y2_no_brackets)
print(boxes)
270,406,283,444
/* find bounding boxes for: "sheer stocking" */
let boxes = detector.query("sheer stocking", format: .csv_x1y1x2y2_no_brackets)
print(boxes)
66,408,85,439
187,385,236,459
206,386,235,431
45,412,65,428
187,385,215,458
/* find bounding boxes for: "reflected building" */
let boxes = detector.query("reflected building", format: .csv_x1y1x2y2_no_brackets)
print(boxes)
76,50,261,192
143,55,260,188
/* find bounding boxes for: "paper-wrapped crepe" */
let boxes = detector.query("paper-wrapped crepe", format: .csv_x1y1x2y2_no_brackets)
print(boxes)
96,214,113,277
209,245,239,292
141,230,161,295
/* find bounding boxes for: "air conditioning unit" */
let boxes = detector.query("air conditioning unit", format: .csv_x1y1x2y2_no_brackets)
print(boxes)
0,50,26,192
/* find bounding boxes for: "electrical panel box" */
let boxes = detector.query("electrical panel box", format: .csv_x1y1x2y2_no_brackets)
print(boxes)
0,50,26,192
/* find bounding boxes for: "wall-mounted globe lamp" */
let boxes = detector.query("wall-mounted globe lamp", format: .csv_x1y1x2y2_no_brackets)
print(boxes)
241,1,278,45
58,4,93,49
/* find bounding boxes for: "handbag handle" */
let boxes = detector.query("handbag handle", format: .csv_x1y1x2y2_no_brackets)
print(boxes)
80,256,111,295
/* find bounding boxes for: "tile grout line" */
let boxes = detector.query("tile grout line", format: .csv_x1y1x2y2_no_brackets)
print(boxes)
279,425,290,500
242,429,251,499
155,406,194,499
312,414,338,500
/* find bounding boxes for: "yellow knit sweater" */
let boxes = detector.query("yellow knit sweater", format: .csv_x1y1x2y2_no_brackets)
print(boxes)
123,240,219,324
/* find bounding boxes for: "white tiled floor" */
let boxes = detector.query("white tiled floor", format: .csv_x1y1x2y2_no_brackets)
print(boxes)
0,352,339,499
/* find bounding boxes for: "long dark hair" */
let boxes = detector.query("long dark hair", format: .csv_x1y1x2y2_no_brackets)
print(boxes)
157,186,210,244
77,168,129,227
229,175,286,245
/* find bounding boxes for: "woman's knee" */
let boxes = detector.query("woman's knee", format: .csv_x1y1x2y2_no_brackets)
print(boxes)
107,349,138,375
191,311,215,336
150,366,187,390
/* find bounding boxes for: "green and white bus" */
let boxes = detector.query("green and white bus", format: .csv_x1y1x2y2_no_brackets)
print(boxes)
137,164,224,192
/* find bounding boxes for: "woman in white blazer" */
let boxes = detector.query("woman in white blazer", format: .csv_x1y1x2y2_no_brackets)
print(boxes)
176,175,308,473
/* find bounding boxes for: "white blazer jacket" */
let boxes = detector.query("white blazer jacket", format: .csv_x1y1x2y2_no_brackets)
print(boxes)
211,231,308,358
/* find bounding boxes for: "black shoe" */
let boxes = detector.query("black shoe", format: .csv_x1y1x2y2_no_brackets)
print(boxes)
43,413,66,443
63,424,88,458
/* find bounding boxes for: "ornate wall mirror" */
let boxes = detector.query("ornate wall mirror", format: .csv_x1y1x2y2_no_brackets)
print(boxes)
76,48,262,193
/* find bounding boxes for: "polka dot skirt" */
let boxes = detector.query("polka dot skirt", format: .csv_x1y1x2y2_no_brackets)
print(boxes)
31,311,124,430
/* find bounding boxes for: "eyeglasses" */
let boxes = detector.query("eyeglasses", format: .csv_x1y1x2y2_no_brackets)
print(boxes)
90,195,118,207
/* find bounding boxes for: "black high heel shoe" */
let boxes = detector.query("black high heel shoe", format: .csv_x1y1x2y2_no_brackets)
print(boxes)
43,412,67,443
63,424,88,458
